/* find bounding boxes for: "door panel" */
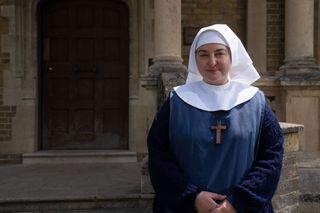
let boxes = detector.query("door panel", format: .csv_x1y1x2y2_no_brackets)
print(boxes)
41,0,129,149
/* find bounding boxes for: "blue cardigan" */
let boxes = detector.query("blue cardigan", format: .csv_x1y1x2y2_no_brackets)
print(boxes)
147,96,284,213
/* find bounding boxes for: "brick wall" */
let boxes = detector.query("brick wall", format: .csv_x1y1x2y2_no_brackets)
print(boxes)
267,0,285,73
181,0,246,65
0,4,8,105
182,0,285,74
0,1,16,143
0,106,16,141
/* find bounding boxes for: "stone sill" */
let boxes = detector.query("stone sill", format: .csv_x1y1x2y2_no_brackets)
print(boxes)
280,122,304,134
255,72,320,87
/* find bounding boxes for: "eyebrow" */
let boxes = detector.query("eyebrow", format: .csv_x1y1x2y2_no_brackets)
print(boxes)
196,48,227,53
215,48,227,52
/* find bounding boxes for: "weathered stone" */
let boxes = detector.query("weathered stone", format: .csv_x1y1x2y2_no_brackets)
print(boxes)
273,191,299,211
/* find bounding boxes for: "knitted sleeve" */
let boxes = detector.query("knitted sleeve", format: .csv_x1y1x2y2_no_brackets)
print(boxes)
147,97,200,212
227,103,284,213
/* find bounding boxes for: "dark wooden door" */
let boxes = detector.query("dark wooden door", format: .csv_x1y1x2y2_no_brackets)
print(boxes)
41,0,129,149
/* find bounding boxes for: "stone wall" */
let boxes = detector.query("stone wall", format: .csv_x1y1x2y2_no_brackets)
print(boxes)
0,1,17,156
298,151,320,213
0,105,15,141
272,123,302,212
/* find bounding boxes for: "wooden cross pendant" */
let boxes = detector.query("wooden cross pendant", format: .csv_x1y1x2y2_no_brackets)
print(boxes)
211,120,227,144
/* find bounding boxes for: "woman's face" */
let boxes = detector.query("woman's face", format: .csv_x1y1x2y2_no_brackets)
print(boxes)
195,43,231,85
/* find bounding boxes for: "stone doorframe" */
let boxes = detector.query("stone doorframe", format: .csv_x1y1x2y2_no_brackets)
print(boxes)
0,0,141,154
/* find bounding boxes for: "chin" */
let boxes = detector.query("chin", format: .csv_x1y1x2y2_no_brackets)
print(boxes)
206,78,227,85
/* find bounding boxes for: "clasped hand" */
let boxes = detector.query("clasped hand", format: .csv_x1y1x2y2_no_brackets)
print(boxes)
195,191,236,213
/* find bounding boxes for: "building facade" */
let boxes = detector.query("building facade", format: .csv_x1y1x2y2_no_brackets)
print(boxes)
0,0,319,160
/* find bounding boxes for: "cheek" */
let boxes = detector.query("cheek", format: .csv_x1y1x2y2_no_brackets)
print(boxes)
223,59,231,71
225,62,231,70
196,59,205,70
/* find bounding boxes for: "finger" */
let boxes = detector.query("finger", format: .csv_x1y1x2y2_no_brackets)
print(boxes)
209,207,220,213
208,192,227,200
211,201,220,208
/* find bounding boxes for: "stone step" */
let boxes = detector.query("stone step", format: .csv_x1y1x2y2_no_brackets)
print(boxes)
0,195,153,213
22,150,137,164
0,154,21,165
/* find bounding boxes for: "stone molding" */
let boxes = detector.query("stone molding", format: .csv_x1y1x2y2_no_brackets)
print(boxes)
141,57,187,91
141,58,187,108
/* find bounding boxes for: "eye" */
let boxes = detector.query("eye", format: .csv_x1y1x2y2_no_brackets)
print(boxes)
199,53,209,57
197,51,209,58
215,51,227,58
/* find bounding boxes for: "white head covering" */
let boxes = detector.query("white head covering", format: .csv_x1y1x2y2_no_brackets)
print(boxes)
196,30,228,49
173,24,261,111
187,24,260,84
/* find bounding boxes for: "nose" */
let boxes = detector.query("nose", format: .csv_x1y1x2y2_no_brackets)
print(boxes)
208,55,217,66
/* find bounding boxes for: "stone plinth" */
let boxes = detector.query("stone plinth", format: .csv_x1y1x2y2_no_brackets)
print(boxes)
273,123,303,213
141,122,304,213
141,57,187,107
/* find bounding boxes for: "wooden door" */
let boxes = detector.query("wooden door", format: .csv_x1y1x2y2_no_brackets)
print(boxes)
41,0,129,149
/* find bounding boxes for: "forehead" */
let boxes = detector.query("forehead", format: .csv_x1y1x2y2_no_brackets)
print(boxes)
196,43,228,51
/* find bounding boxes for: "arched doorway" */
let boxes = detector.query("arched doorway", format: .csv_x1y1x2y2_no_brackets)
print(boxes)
40,0,129,149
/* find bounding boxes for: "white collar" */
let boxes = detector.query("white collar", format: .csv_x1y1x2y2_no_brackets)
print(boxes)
173,80,258,111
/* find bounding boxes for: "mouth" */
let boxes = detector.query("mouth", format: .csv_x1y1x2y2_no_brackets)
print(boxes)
206,69,219,72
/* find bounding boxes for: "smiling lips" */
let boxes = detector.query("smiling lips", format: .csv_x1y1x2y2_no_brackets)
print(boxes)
206,69,219,72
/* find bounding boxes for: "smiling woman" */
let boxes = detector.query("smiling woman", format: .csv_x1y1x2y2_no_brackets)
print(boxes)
195,43,231,85
147,24,284,213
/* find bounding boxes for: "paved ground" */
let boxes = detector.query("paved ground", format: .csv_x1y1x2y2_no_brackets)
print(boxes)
0,163,141,201
0,162,152,212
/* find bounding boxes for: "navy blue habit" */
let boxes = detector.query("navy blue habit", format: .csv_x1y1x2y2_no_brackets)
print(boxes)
147,91,284,213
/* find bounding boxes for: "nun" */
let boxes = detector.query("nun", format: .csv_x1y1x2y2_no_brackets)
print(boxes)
147,24,284,213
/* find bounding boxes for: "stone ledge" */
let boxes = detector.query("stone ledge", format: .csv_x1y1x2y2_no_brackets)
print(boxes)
22,150,138,164
254,72,320,87
280,122,304,134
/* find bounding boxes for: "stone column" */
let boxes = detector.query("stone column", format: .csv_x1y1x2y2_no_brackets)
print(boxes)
247,0,267,74
153,0,182,63
281,0,319,75
142,0,186,104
